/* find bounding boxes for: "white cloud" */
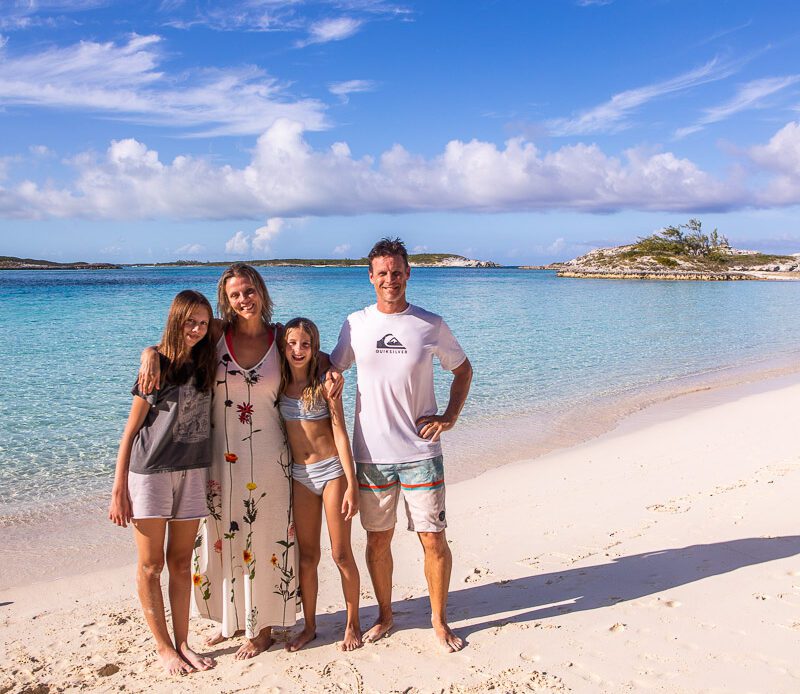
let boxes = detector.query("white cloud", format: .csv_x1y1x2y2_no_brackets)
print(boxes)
548,58,736,136
298,17,363,47
225,230,251,254
748,121,800,205
412,244,428,252
329,79,377,102
0,35,327,137
175,242,205,254
7,118,800,221
546,237,566,254
162,1,408,35
252,218,285,252
333,243,351,255
29,145,53,158
675,75,800,139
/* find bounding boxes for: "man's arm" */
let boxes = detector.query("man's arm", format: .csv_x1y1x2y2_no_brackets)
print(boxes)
416,357,473,442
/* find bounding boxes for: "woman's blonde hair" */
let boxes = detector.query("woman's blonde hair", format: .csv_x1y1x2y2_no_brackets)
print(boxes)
278,317,326,412
217,263,273,327
157,289,215,392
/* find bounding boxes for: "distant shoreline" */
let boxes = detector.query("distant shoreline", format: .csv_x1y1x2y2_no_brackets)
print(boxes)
0,253,502,270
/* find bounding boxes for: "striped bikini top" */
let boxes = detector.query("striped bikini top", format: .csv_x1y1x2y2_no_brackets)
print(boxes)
278,393,330,421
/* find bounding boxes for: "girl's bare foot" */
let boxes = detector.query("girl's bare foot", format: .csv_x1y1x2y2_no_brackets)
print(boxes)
234,628,273,660
158,645,194,676
363,616,393,643
286,625,316,652
338,623,363,651
178,642,216,670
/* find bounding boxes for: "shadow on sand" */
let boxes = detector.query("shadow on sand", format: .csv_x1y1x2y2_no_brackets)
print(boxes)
304,535,800,647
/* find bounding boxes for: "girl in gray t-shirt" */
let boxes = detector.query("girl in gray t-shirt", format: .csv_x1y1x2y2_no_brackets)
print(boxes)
108,289,218,676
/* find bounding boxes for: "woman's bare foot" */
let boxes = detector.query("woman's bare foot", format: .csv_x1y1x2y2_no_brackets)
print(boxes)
204,629,226,647
157,645,194,676
362,616,393,643
234,627,273,660
432,621,464,652
285,625,317,652
205,628,244,647
338,623,363,651
178,642,216,670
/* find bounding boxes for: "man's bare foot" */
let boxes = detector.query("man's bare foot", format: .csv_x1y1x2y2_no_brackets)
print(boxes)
158,645,194,675
363,617,393,643
178,642,216,670
339,623,363,651
432,622,464,653
234,628,273,660
285,625,316,652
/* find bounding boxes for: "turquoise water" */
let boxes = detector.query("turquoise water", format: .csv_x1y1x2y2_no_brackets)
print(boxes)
2,266,800,516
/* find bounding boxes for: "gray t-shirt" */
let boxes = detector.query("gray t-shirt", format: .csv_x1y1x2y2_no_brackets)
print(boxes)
129,365,212,474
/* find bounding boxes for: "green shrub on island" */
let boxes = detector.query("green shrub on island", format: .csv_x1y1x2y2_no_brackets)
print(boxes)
622,219,794,269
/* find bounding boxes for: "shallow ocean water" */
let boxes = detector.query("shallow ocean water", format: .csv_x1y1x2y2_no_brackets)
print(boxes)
2,266,800,516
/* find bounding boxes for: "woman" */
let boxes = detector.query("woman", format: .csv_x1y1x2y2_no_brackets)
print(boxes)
141,264,324,659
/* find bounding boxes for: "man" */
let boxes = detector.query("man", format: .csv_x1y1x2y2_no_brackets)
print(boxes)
330,237,473,652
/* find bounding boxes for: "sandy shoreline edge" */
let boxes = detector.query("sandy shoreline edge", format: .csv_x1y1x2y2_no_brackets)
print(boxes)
3,363,800,692
3,353,800,593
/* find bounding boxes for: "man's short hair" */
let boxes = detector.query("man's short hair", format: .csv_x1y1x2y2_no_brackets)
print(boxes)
368,237,408,269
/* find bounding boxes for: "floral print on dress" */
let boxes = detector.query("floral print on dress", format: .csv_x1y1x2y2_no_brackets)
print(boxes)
192,331,297,637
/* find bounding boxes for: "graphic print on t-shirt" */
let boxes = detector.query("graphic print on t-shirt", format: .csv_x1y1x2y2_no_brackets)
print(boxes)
174,384,211,443
376,333,407,354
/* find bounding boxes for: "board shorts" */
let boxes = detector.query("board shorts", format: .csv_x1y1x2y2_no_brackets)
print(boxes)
356,455,445,533
292,455,345,496
128,467,208,521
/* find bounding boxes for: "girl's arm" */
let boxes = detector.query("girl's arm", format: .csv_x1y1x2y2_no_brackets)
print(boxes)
318,352,344,399
108,396,151,527
326,393,358,520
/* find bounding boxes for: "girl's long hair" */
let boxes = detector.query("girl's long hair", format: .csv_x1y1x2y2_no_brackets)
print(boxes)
157,290,216,392
217,263,273,328
278,317,325,412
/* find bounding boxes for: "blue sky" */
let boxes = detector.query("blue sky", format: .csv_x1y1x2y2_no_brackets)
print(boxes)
2,0,800,264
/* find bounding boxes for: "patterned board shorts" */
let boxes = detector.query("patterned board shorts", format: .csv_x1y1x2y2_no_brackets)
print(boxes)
356,455,446,533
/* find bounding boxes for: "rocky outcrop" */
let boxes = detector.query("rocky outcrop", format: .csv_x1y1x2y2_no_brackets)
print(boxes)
558,269,756,281
555,244,799,281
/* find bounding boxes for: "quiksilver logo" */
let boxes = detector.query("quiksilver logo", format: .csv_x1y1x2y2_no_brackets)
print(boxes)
376,334,407,354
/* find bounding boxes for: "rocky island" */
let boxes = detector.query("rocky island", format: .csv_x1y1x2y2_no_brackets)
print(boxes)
2,253,500,270
552,220,799,281
136,253,501,268
0,256,121,270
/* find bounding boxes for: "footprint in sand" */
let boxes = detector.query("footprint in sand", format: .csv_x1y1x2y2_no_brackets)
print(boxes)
464,567,492,583
646,502,690,514
449,667,569,693
287,660,365,693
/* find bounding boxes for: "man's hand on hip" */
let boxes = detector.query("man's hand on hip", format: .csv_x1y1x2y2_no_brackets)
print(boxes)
415,414,455,442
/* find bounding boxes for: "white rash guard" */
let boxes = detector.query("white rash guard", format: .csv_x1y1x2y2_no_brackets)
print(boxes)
331,303,467,464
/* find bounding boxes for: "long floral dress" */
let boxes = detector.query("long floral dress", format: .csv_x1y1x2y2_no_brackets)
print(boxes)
192,330,297,637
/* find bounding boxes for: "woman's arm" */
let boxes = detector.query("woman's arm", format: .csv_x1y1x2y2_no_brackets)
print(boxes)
326,393,358,520
138,347,161,395
108,396,151,527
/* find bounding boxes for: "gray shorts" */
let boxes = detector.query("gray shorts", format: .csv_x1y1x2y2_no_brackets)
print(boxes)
292,455,345,496
128,467,208,520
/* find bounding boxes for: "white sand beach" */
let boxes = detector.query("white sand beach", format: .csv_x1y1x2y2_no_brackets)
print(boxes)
2,372,800,693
